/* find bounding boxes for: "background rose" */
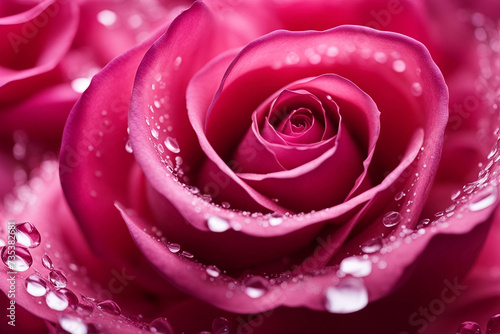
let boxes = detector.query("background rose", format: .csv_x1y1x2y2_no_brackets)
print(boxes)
0,0,192,202
0,0,498,328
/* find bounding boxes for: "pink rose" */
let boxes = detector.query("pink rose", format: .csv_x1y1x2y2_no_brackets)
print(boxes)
1,1,500,333
0,0,191,147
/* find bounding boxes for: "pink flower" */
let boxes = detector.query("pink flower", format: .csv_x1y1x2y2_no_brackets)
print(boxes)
1,1,500,333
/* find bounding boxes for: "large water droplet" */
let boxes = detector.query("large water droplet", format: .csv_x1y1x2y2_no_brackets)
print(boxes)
46,290,70,311
166,242,181,253
15,222,41,248
325,277,368,314
97,300,121,316
244,276,269,298
212,317,231,334
382,211,402,227
456,321,482,334
469,186,498,211
360,237,383,254
125,140,133,153
150,317,174,334
49,270,68,288
487,314,500,333
392,59,406,72
206,265,221,278
269,215,283,226
340,257,372,277
1,246,32,272
165,137,180,153
207,216,231,233
25,274,49,297
59,314,88,334
41,254,54,270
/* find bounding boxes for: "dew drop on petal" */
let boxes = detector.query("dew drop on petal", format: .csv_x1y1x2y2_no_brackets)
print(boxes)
25,274,49,297
206,265,221,278
456,321,482,334
469,186,498,211
15,222,41,248
97,300,121,316
244,276,269,298
392,59,406,73
149,317,174,334
411,82,422,96
394,191,405,201
97,10,117,26
1,246,32,272
360,237,383,254
46,290,70,311
59,314,88,334
207,216,231,233
212,317,231,334
487,314,500,333
151,128,160,140
269,216,283,226
340,257,372,277
373,51,387,63
125,140,133,153
325,277,368,314
166,242,181,253
165,137,180,154
76,301,94,317
49,270,68,288
382,211,402,227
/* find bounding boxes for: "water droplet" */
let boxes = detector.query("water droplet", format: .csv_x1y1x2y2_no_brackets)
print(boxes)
76,300,94,317
59,314,88,334
181,251,194,259
244,276,269,298
15,222,41,248
25,274,49,297
325,277,368,314
411,82,422,96
165,137,180,153
394,191,405,201
212,317,231,334
451,190,461,201
327,46,339,57
221,202,231,209
206,265,221,278
340,257,372,277
174,56,183,68
487,314,500,333
392,59,406,72
166,242,180,253
469,186,498,211
125,140,133,153
49,270,68,288
97,10,117,26
269,215,283,226
456,321,482,334
151,128,160,140
46,290,69,311
285,52,300,65
360,237,383,254
207,216,231,233
97,300,121,316
373,52,387,63
382,211,402,227
150,317,174,334
1,246,32,271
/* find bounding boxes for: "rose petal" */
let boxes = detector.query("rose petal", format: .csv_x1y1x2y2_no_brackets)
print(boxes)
0,0,79,101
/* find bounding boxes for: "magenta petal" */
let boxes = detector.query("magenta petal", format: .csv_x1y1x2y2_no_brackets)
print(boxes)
0,162,174,333
60,18,171,286
0,0,79,87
